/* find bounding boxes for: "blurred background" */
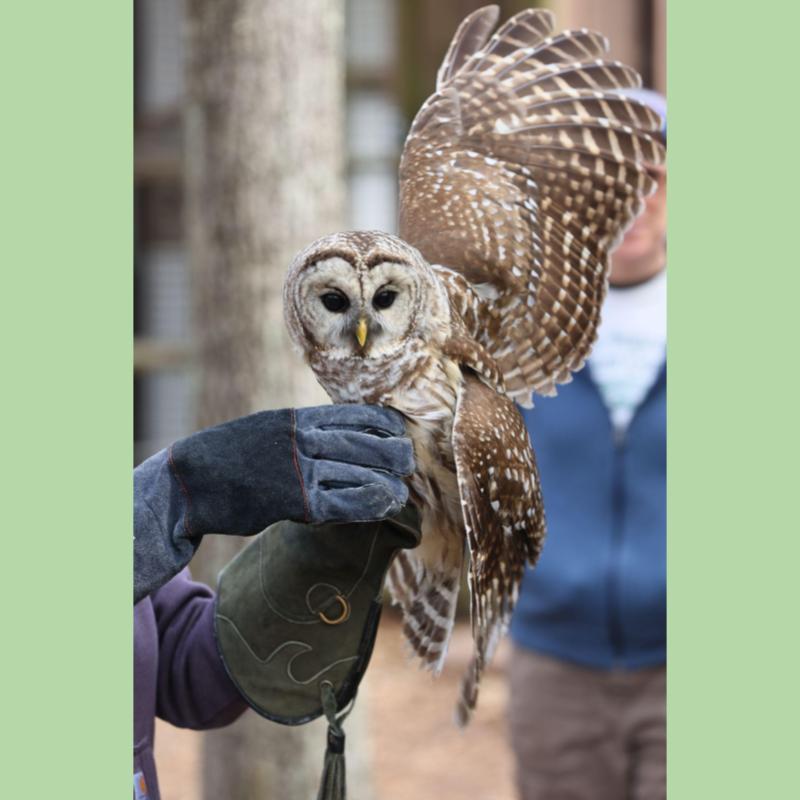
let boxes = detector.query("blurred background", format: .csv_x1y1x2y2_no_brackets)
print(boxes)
134,1,664,797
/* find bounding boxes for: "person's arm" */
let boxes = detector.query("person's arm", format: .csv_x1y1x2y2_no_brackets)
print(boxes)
151,569,247,729
135,450,198,607
134,405,414,603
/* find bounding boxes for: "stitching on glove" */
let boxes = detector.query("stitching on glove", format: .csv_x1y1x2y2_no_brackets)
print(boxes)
167,445,194,539
290,408,311,523
344,529,380,598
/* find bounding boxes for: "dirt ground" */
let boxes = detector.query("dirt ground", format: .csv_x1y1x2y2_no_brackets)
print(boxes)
155,612,518,800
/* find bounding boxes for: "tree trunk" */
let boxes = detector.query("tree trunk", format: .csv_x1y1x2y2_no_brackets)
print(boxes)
184,2,374,797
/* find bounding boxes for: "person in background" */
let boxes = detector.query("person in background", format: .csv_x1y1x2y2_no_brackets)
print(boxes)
134,404,414,800
508,89,667,800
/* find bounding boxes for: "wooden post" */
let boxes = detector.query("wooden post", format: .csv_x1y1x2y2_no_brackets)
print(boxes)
184,2,374,797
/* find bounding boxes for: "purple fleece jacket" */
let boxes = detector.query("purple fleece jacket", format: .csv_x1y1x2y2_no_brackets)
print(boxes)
134,569,247,800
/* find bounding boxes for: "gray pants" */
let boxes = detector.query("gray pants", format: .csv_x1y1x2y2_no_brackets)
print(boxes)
508,647,666,800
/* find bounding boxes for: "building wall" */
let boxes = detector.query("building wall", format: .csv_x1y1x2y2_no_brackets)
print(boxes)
134,0,664,464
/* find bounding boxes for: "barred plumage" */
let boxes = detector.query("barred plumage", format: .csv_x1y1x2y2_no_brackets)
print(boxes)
284,5,664,723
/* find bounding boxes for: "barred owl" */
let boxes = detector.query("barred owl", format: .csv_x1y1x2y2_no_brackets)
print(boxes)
284,5,665,723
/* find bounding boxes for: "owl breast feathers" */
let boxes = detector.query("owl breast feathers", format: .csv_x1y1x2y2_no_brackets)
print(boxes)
283,5,665,724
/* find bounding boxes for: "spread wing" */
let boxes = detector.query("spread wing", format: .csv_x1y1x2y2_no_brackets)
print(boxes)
451,370,545,723
399,6,666,406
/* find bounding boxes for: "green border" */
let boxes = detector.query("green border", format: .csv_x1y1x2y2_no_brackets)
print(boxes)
2,0,798,796
1,2,132,796
668,1,800,797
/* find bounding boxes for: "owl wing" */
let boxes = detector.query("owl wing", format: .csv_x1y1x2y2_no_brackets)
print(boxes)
399,7,665,406
451,370,545,723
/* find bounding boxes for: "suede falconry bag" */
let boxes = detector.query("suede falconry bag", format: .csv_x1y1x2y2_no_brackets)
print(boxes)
214,506,421,800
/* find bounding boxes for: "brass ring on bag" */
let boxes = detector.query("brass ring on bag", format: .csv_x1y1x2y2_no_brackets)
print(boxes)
318,594,350,625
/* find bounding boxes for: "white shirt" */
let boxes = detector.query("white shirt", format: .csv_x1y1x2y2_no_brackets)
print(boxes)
588,269,667,434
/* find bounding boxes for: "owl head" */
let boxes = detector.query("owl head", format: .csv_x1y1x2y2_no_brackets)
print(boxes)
284,230,451,361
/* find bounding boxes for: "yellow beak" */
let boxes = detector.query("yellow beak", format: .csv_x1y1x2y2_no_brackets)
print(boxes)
355,318,368,348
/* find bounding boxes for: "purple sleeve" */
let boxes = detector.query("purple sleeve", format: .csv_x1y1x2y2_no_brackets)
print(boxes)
151,568,248,729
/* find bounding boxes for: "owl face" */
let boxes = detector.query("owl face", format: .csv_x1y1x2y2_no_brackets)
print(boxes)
284,231,450,361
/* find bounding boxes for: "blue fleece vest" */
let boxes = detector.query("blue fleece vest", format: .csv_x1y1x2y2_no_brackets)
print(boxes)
510,364,666,669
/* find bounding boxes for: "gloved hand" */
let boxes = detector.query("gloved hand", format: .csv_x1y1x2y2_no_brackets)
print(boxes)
168,404,414,532
134,404,414,603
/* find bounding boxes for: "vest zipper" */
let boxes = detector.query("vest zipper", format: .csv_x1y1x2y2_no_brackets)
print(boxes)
607,424,627,663
594,363,664,667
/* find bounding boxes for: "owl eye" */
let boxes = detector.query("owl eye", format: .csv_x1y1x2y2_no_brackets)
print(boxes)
320,291,350,313
373,289,397,310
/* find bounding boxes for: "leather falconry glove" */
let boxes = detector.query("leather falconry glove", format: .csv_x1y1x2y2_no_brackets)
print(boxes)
214,506,422,800
134,404,414,603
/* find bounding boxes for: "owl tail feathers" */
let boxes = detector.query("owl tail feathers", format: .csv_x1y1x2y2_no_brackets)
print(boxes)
455,593,509,725
454,655,481,727
386,551,460,675
454,634,501,727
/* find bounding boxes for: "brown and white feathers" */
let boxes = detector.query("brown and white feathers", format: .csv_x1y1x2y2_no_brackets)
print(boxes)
283,6,665,724
401,5,665,404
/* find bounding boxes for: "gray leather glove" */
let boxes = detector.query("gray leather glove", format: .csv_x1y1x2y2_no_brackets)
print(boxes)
291,405,414,524
134,404,414,603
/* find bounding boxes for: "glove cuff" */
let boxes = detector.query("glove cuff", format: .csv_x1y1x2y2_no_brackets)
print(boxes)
168,409,308,540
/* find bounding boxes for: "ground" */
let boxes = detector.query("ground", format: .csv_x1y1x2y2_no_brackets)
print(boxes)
155,612,518,799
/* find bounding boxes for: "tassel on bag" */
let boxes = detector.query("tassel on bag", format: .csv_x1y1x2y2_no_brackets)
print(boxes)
316,681,352,800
